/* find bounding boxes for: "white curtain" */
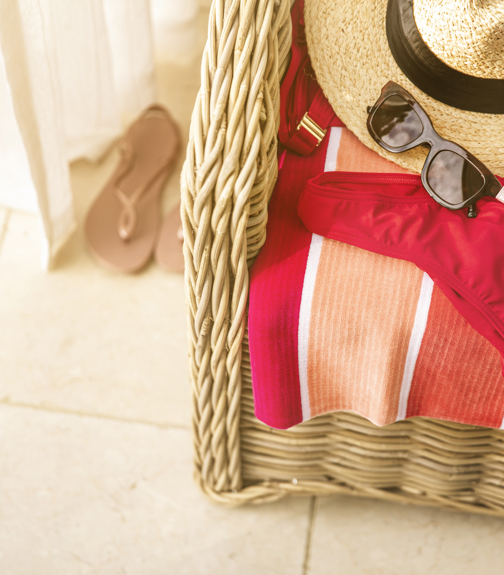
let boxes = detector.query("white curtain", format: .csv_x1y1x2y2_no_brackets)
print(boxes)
0,0,198,269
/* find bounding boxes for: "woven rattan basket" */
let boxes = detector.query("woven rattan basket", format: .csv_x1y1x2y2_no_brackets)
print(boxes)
180,0,504,516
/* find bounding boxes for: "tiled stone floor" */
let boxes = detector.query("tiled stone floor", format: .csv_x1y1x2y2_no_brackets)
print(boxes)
1,8,504,575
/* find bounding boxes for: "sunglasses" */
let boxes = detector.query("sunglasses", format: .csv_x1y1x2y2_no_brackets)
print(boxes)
367,81,502,218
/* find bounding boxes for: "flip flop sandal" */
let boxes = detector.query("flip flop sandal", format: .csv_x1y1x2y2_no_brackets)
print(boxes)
85,104,180,273
155,202,184,273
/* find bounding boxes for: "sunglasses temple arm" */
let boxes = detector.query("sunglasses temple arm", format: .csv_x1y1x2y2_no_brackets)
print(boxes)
467,204,477,218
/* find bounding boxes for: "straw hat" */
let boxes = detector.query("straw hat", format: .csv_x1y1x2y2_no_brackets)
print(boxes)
304,0,504,176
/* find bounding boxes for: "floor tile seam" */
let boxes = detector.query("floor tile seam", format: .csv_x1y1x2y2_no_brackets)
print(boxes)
302,496,317,575
0,400,191,431
0,209,11,255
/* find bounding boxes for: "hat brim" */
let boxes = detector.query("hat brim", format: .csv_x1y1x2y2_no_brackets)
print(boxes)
304,0,504,176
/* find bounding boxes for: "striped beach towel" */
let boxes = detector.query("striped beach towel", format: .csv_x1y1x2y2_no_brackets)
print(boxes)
248,125,504,430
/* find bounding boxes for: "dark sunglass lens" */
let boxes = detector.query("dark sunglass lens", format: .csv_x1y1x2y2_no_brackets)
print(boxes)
371,95,423,147
427,150,484,205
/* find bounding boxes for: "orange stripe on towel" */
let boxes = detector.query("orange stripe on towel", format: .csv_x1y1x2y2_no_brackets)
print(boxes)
306,240,424,425
407,285,504,427
336,128,413,174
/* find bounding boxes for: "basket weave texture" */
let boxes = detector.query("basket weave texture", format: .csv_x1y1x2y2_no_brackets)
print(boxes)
181,0,504,516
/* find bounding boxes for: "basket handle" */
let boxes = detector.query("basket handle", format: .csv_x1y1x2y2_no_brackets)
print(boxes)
181,0,292,497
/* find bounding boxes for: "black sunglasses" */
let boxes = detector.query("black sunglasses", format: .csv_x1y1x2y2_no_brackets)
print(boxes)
367,81,502,218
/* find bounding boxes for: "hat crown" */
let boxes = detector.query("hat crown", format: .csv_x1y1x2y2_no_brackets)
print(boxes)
414,0,504,79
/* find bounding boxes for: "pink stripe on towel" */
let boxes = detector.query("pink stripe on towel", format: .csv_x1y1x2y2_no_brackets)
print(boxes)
248,142,327,428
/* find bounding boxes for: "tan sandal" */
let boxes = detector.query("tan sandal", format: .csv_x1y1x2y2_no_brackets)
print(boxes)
85,105,180,273
155,202,184,273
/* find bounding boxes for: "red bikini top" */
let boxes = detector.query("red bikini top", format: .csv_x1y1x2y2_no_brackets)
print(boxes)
278,0,342,155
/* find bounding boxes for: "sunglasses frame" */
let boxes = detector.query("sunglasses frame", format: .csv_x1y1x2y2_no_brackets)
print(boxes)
367,81,502,211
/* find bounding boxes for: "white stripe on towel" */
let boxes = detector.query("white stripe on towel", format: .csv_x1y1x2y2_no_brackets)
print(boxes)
396,272,434,421
298,233,324,421
298,127,343,421
324,127,343,172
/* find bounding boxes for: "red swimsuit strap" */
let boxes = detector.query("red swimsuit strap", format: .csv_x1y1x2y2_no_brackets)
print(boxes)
278,0,342,156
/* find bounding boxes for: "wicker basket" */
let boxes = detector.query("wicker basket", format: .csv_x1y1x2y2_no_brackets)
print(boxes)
180,0,504,516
